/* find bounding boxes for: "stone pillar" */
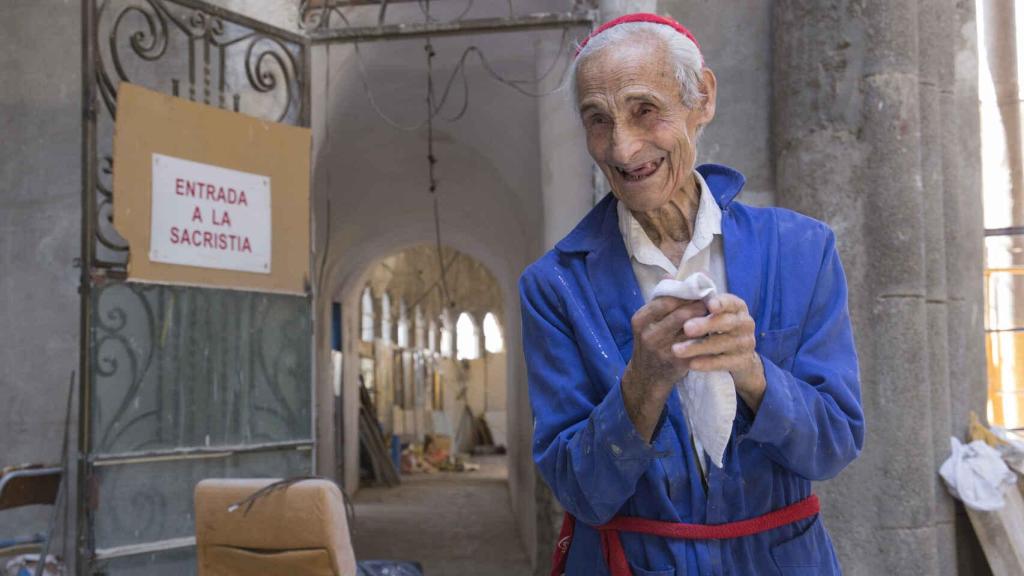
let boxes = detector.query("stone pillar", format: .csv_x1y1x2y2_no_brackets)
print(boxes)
950,2,991,572
772,0,995,573
776,0,989,573
771,0,881,559
531,31,594,574
536,37,592,250
919,1,957,572
860,4,938,575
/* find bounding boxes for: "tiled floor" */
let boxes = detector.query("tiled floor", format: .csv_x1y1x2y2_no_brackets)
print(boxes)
351,455,533,576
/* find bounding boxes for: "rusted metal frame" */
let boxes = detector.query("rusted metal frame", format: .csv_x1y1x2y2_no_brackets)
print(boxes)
89,440,314,467
93,536,196,561
168,0,308,44
78,2,99,572
308,11,595,43
302,39,318,475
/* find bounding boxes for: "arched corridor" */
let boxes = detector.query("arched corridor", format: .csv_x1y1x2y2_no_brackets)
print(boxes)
331,245,522,571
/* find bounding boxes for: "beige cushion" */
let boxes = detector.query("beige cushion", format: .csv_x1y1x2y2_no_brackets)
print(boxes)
195,479,358,576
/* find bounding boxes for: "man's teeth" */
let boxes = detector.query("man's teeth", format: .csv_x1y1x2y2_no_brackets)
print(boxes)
618,159,662,180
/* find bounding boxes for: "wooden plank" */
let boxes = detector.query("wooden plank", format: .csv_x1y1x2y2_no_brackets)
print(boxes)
358,384,400,486
965,479,1024,575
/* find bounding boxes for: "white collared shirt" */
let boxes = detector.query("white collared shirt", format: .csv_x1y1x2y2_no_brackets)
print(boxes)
617,170,728,480
617,170,728,300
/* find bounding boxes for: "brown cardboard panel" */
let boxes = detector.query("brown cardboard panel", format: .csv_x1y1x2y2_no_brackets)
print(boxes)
113,83,311,294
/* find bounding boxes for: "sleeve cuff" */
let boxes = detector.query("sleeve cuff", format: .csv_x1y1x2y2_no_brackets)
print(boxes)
589,379,663,462
743,354,797,446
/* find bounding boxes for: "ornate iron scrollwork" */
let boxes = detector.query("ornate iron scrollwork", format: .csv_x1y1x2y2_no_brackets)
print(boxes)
299,0,341,30
91,0,306,268
91,283,311,455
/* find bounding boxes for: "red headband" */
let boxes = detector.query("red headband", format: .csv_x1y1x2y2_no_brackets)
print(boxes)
575,13,702,62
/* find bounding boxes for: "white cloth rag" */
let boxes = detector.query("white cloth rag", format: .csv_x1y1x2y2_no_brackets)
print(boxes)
651,272,735,468
939,437,1017,512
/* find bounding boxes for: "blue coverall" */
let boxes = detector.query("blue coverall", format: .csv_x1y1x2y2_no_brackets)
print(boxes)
520,164,865,575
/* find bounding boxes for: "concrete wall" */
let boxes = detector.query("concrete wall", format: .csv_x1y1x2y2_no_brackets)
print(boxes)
0,0,82,566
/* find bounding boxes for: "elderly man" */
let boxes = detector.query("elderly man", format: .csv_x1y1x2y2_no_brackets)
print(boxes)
520,14,865,576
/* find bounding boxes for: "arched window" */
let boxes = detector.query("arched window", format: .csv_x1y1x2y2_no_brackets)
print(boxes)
456,312,480,360
428,319,438,353
360,287,375,342
414,306,426,350
396,298,410,348
439,310,454,358
380,292,392,343
483,312,504,353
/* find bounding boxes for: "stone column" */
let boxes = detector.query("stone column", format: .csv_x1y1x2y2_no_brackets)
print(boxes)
536,37,592,250
949,2,990,572
776,0,989,573
919,1,957,572
530,31,594,574
771,1,990,574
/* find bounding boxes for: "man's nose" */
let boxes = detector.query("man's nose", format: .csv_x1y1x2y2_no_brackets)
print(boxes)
608,124,645,166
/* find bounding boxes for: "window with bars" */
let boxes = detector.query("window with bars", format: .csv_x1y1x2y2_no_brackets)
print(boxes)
979,0,1024,431
985,229,1024,430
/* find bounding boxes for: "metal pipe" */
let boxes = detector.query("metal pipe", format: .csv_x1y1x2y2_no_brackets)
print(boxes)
93,536,196,561
89,440,315,467
985,225,1024,237
309,12,594,43
77,1,98,572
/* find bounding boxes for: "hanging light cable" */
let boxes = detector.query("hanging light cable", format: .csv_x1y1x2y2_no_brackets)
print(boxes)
424,0,455,311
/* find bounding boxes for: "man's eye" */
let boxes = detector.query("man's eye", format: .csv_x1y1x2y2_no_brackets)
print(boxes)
639,106,654,116
588,115,609,126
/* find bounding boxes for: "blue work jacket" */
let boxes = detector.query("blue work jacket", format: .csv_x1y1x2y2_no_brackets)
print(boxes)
520,164,864,576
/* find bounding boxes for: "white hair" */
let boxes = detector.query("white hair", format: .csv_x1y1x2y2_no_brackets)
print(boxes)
568,21,706,112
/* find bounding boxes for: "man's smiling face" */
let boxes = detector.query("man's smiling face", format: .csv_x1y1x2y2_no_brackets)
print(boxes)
575,37,715,212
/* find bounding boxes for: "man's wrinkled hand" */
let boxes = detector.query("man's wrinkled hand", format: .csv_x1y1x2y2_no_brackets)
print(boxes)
670,293,767,411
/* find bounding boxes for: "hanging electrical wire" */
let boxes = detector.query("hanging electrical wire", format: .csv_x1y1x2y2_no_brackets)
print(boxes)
423,0,455,311
432,26,571,122
344,5,577,131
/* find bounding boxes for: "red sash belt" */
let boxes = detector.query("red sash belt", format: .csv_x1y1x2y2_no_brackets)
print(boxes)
550,494,820,576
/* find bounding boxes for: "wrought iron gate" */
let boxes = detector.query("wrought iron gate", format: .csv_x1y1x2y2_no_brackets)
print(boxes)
80,1,313,573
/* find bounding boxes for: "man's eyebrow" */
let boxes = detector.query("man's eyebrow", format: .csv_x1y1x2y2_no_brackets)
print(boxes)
578,100,604,115
624,92,663,106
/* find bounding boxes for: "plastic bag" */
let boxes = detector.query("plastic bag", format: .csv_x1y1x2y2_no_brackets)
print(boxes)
939,437,1017,512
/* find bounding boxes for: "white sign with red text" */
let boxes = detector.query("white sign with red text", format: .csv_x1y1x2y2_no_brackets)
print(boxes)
150,153,271,274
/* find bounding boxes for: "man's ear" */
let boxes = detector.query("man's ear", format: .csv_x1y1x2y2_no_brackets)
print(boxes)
697,68,718,124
